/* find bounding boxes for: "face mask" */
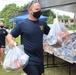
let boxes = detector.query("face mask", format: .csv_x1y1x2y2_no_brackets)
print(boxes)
33,11,41,19
0,26,4,28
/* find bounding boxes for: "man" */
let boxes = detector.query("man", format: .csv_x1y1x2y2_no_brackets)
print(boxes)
0,21,8,65
6,1,50,75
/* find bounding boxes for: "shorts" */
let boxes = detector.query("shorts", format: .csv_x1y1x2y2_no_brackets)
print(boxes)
0,43,5,48
23,63,44,75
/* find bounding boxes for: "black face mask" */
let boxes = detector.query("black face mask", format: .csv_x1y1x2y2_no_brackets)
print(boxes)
0,26,4,28
33,11,41,19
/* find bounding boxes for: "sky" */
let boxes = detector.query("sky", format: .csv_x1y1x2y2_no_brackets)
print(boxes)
0,0,32,11
0,0,74,18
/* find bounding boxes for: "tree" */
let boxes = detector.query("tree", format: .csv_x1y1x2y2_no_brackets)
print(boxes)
41,9,55,17
0,4,20,29
58,15,63,18
58,15,71,19
63,15,70,18
41,9,55,24
47,16,54,24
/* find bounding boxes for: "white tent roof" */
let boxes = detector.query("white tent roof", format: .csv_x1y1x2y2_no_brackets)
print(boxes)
38,0,76,13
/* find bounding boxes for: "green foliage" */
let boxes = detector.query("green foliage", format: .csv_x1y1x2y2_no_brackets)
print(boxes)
0,3,28,29
63,15,70,18
41,9,55,24
58,15,63,18
58,15,71,19
42,9,55,17
14,36,21,44
0,3,20,29
42,10,51,17
47,16,54,24
67,26,76,30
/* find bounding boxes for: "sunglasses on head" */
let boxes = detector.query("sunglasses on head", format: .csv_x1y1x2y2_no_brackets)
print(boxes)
28,1,38,9
0,26,4,28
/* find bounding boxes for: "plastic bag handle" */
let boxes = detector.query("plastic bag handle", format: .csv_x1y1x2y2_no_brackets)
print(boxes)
14,42,17,46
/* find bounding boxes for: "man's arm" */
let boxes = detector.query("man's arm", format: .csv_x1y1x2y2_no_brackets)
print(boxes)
6,33,16,48
6,33,13,43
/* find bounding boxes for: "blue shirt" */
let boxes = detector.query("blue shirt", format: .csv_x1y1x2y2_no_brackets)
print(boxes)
11,19,50,65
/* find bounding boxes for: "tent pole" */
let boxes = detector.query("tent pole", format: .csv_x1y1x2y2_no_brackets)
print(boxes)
73,13,76,33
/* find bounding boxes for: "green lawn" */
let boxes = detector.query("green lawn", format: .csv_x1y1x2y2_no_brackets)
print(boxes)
0,67,23,75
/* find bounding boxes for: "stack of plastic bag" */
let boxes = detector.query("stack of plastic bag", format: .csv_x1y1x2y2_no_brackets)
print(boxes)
54,40,76,60
46,18,73,46
70,40,76,60
3,45,29,72
43,40,55,54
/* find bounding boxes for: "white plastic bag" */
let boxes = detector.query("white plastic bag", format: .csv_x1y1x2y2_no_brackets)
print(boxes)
3,46,29,72
46,19,57,45
4,46,10,54
4,44,24,54
47,18,70,46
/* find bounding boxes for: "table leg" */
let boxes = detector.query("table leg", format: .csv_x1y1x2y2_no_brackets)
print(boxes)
68,63,71,75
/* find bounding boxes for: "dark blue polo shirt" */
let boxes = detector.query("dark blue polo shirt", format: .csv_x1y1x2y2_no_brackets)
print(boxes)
11,18,50,65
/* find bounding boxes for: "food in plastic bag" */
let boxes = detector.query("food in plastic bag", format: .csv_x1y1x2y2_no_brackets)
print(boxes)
54,40,76,60
46,18,72,46
43,40,55,54
3,46,29,72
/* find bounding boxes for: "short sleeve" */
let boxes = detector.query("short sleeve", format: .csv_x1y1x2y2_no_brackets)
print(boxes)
11,22,21,38
4,30,8,36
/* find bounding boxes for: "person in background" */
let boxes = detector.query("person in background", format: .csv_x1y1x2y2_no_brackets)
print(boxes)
0,21,8,65
6,1,50,75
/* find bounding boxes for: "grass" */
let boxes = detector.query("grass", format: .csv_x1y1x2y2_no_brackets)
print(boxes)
67,26,76,30
1,67,28,75
0,66,23,75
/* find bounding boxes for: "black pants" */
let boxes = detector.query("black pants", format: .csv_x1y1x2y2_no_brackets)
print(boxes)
23,63,44,75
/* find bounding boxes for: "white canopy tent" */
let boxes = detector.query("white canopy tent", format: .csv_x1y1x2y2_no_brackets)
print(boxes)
38,0,76,13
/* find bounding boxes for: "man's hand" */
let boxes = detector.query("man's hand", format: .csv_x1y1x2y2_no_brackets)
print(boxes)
9,40,16,49
6,34,16,49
